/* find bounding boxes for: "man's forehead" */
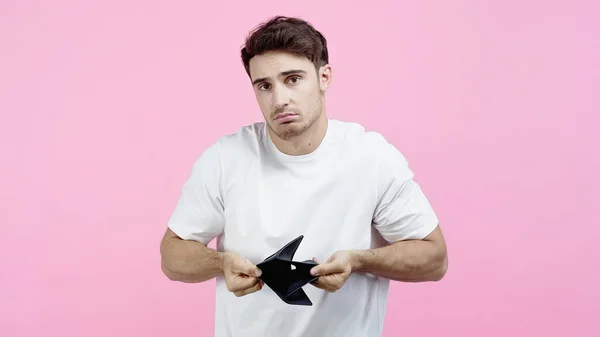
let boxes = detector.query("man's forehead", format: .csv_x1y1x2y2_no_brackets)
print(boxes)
249,52,312,80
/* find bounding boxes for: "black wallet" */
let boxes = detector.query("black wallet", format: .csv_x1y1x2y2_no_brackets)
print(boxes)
256,235,319,306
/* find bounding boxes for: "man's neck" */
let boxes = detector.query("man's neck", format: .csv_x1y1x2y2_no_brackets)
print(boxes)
270,117,328,156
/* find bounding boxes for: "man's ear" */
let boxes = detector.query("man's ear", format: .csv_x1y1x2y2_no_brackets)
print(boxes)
319,64,332,91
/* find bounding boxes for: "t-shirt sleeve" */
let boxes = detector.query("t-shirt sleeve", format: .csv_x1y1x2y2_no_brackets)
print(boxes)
372,136,439,243
167,141,225,245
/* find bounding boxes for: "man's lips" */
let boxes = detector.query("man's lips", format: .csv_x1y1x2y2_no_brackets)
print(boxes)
274,113,297,122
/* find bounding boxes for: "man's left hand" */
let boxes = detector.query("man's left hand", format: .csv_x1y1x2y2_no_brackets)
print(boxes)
309,250,356,293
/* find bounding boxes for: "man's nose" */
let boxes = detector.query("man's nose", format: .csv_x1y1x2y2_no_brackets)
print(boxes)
272,85,290,109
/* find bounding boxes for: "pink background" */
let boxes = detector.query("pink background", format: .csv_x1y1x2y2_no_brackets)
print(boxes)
1,1,598,336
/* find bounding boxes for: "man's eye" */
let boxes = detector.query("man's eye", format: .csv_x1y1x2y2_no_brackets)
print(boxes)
289,76,300,83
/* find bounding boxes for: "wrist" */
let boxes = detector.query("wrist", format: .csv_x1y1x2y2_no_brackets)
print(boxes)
218,252,227,273
349,250,370,273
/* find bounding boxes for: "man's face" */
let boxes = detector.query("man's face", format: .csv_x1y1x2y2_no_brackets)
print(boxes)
248,51,331,141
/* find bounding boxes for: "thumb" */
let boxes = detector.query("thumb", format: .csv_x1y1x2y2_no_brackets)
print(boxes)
237,258,262,277
311,260,342,276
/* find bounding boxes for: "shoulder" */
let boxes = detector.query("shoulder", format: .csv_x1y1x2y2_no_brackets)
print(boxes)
330,119,389,143
331,120,413,188
330,119,407,162
214,121,265,150
201,121,266,157
183,123,265,195
195,122,267,174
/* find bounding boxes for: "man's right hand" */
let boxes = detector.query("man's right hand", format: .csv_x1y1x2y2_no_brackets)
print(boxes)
221,252,264,297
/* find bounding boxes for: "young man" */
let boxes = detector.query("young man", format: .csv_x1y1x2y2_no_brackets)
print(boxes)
160,15,448,337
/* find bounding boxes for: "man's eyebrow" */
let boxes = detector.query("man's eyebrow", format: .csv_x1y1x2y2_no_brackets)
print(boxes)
252,69,308,86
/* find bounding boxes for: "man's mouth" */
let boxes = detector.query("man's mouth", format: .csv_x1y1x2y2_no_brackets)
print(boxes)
274,112,297,123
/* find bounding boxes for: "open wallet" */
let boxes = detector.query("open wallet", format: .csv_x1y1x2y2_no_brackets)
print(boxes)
256,235,319,306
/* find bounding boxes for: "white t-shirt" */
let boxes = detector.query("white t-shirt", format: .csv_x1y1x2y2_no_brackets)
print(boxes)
168,119,440,337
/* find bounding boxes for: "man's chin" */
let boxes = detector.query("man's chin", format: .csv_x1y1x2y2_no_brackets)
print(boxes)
269,121,306,140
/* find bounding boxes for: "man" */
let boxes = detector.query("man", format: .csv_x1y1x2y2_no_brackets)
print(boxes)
160,15,448,337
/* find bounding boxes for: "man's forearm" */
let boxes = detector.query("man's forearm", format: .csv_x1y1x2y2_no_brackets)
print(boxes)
160,236,224,283
351,238,448,282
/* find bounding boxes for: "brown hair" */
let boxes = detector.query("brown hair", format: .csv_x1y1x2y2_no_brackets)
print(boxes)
240,16,329,77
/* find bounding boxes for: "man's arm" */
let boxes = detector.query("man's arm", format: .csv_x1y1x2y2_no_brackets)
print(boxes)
309,225,447,292
160,228,224,283
362,134,447,282
351,225,448,282
160,141,227,283
310,135,447,291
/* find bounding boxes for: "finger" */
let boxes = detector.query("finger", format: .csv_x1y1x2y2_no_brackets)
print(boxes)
310,278,326,290
234,279,263,297
309,258,320,284
228,276,260,293
234,282,261,297
311,277,338,293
